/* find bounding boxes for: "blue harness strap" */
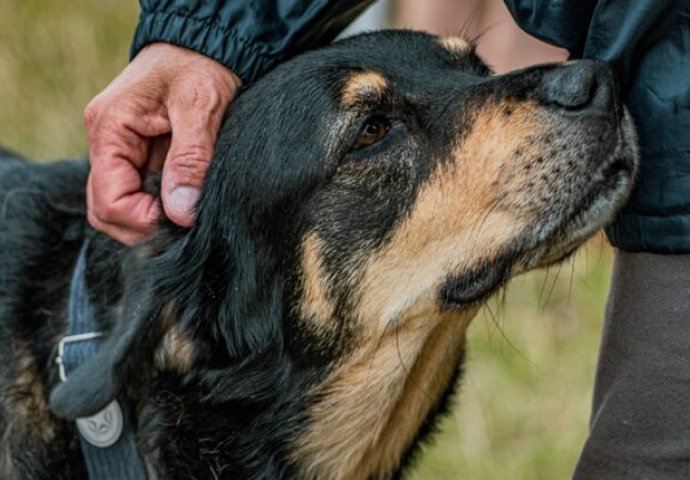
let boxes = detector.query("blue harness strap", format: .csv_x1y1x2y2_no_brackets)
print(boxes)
58,242,148,479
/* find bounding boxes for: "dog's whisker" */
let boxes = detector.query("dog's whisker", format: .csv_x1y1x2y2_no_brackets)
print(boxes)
537,267,552,310
466,195,502,258
543,260,564,309
367,318,395,384
1,27,638,478
394,320,434,403
500,285,508,314
567,256,576,305
483,298,528,361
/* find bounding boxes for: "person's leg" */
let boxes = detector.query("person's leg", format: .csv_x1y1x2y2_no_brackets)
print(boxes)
574,252,690,479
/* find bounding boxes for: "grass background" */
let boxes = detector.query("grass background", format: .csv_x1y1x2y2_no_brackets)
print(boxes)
0,2,613,478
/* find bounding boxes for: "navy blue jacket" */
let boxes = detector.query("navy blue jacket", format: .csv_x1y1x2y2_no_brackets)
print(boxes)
132,1,374,82
503,0,690,253
132,0,690,253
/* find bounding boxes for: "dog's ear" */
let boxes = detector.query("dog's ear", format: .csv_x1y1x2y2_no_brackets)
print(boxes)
50,210,284,419
50,71,333,419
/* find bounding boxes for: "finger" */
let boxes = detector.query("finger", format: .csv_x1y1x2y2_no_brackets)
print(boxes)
87,163,160,236
86,174,157,245
85,96,171,168
161,89,226,227
87,126,161,240
86,104,169,239
145,134,171,174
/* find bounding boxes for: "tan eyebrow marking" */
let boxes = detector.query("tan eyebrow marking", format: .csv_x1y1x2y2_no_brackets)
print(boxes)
341,71,388,108
438,35,472,54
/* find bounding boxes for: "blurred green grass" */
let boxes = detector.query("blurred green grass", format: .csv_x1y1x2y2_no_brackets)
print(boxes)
0,1,139,159
0,2,612,479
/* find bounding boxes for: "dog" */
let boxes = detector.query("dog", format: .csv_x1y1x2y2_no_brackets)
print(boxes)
0,30,637,479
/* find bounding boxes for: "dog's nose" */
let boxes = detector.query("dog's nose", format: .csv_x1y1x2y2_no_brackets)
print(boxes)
542,60,616,114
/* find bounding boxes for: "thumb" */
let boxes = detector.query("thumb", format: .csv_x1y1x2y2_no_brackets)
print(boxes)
161,105,222,227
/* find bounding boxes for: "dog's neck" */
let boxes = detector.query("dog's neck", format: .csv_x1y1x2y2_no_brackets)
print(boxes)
83,229,474,479
291,309,473,480
144,305,472,479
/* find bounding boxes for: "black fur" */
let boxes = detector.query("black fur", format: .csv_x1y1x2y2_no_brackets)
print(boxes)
0,30,637,479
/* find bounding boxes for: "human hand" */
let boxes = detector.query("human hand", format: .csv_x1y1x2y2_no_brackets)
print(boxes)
84,43,242,244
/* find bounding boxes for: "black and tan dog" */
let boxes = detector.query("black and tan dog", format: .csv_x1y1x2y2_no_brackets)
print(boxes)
0,31,637,479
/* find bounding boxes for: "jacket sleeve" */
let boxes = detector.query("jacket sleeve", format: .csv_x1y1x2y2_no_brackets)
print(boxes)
502,0,598,57
504,0,690,253
503,0,684,83
131,0,374,82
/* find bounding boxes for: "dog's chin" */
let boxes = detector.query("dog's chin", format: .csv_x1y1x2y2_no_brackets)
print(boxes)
438,162,634,311
531,158,636,270
528,114,639,270
440,139,637,311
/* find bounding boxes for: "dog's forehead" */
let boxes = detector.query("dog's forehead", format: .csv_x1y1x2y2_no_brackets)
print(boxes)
330,30,475,66
302,31,485,99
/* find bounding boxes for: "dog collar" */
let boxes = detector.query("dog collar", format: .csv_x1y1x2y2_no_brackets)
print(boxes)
56,241,148,479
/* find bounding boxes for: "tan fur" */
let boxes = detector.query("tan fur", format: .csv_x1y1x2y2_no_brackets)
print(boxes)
1,340,57,476
295,309,473,480
154,303,194,373
439,36,472,54
294,100,549,479
143,449,162,480
4,341,56,440
154,325,195,373
299,232,336,326
352,310,472,479
357,100,545,329
159,301,179,331
341,71,388,108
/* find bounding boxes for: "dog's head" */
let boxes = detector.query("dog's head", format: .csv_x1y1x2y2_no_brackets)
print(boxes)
51,31,637,478
198,31,637,351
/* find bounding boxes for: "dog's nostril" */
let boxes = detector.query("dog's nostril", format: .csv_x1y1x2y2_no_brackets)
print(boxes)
543,60,614,113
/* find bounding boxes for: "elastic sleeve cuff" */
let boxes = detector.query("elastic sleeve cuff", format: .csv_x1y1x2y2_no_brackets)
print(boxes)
130,11,277,83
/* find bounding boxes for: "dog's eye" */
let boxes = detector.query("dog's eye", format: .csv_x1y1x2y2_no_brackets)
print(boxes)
353,116,390,150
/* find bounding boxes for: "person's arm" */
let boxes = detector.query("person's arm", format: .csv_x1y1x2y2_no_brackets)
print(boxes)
503,0,683,86
133,0,375,83
87,1,373,244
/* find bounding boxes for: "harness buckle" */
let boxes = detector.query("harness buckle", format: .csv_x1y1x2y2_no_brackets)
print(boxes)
56,331,104,382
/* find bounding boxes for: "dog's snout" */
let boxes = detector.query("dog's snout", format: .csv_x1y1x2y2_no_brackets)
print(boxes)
542,60,615,114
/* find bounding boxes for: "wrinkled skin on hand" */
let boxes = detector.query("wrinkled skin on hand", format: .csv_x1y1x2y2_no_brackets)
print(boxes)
84,43,242,244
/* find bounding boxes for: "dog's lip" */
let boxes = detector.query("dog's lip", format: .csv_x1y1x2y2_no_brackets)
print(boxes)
437,156,633,310
439,256,513,309
528,153,634,268
564,155,632,228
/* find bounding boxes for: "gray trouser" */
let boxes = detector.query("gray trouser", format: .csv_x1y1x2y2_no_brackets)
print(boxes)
574,251,690,479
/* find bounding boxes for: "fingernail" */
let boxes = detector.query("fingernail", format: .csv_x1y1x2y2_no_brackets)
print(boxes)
169,186,201,217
